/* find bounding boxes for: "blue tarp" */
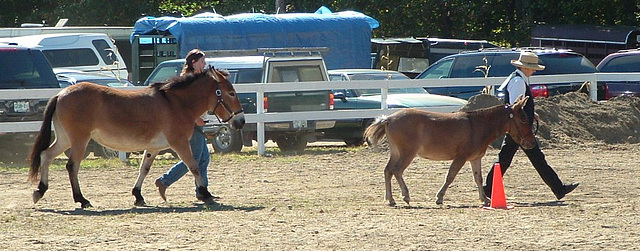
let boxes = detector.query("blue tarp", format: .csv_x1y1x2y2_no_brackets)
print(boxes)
131,8,379,69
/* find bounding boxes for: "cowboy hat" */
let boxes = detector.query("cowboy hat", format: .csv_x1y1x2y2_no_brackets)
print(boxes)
511,52,545,70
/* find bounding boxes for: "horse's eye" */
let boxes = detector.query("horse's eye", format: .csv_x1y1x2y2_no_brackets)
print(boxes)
228,92,236,97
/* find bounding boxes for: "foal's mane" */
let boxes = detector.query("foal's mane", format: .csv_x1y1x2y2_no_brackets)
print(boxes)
464,104,507,115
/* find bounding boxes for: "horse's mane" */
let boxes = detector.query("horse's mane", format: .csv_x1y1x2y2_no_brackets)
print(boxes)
150,71,209,91
149,69,230,92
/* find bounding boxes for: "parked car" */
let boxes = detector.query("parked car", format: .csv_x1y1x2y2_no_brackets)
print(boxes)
55,69,132,87
0,44,60,163
416,48,597,100
321,69,468,146
0,33,129,81
596,49,640,100
144,52,335,153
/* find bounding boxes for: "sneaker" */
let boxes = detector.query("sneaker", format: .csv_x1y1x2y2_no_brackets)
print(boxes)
555,182,579,200
155,178,167,202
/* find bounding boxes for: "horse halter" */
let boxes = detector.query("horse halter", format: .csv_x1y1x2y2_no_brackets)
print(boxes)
505,105,538,136
212,80,243,123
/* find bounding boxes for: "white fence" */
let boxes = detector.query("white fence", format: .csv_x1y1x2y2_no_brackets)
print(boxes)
1,73,638,156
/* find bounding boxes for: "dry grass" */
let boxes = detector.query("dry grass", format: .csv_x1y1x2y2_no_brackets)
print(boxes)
1,142,639,250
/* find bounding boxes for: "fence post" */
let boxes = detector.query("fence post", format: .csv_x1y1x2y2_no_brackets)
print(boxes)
256,90,266,156
590,74,598,101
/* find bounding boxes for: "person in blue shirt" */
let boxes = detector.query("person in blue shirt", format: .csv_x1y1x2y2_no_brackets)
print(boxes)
155,49,214,203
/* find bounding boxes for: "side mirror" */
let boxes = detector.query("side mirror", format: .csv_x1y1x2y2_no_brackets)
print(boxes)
333,92,347,101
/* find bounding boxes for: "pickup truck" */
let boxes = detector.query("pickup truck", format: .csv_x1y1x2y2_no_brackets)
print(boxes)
143,50,335,152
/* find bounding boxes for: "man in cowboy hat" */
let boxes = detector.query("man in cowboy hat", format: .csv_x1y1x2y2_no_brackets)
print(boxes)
483,51,579,200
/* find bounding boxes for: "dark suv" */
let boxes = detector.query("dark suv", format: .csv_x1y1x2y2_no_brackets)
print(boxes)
596,49,640,100
0,44,60,163
416,48,597,100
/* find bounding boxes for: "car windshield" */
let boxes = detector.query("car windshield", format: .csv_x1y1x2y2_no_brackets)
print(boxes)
145,63,181,85
536,53,596,75
347,72,408,81
359,87,427,96
343,72,425,95
598,54,640,72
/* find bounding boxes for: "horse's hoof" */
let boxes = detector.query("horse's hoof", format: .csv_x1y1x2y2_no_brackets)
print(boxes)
134,200,147,207
32,191,42,204
387,200,396,207
81,202,93,208
435,198,444,205
403,197,411,205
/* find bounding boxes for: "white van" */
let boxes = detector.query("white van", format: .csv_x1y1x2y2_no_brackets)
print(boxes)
0,33,129,80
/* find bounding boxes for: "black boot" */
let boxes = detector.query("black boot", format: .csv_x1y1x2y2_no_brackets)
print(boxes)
554,182,579,200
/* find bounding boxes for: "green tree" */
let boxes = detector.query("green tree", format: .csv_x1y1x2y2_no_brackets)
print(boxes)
1,0,638,47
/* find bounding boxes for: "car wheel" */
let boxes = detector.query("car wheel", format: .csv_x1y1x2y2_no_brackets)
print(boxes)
211,125,243,154
96,145,130,159
275,134,307,152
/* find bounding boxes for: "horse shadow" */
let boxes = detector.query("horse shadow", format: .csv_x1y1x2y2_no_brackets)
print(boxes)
37,202,265,216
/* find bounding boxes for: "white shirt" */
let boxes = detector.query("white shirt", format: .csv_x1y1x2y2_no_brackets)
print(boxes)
505,69,529,105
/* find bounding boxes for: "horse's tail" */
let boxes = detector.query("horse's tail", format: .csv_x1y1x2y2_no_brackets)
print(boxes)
364,115,389,147
29,95,58,183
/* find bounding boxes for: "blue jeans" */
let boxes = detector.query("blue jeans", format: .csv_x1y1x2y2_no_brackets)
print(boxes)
157,126,210,197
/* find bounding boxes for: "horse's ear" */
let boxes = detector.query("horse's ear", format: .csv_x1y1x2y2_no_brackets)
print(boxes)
513,95,529,109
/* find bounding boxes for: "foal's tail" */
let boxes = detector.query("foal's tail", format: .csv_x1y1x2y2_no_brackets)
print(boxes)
29,95,58,183
364,115,388,147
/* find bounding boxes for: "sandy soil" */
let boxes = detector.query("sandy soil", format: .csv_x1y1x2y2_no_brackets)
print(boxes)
1,93,639,250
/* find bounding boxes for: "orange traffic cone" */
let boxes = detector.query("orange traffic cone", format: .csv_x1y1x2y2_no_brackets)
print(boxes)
483,162,514,210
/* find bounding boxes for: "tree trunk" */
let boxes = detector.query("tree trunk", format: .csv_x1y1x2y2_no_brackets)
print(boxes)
276,0,286,13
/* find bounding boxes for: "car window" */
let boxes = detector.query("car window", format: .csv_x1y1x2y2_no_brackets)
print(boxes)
92,39,116,65
417,58,454,79
450,54,491,78
0,49,58,88
146,64,181,84
271,65,324,82
488,53,519,77
598,54,640,72
536,53,596,75
235,69,262,83
329,74,343,81
42,48,100,67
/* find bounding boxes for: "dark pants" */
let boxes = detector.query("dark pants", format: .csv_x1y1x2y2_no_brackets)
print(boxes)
484,134,565,196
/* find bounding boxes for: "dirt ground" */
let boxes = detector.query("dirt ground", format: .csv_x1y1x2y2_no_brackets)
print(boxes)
1,93,639,250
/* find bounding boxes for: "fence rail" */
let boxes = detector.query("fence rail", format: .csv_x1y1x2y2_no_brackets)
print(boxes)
2,73,638,156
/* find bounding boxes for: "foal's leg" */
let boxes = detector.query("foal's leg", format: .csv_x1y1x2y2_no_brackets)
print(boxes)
393,156,415,206
131,150,159,206
66,139,92,208
33,132,71,204
470,158,490,205
436,158,466,205
384,157,399,206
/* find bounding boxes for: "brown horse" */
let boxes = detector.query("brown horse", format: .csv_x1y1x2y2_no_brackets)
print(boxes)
364,95,535,206
28,68,245,208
